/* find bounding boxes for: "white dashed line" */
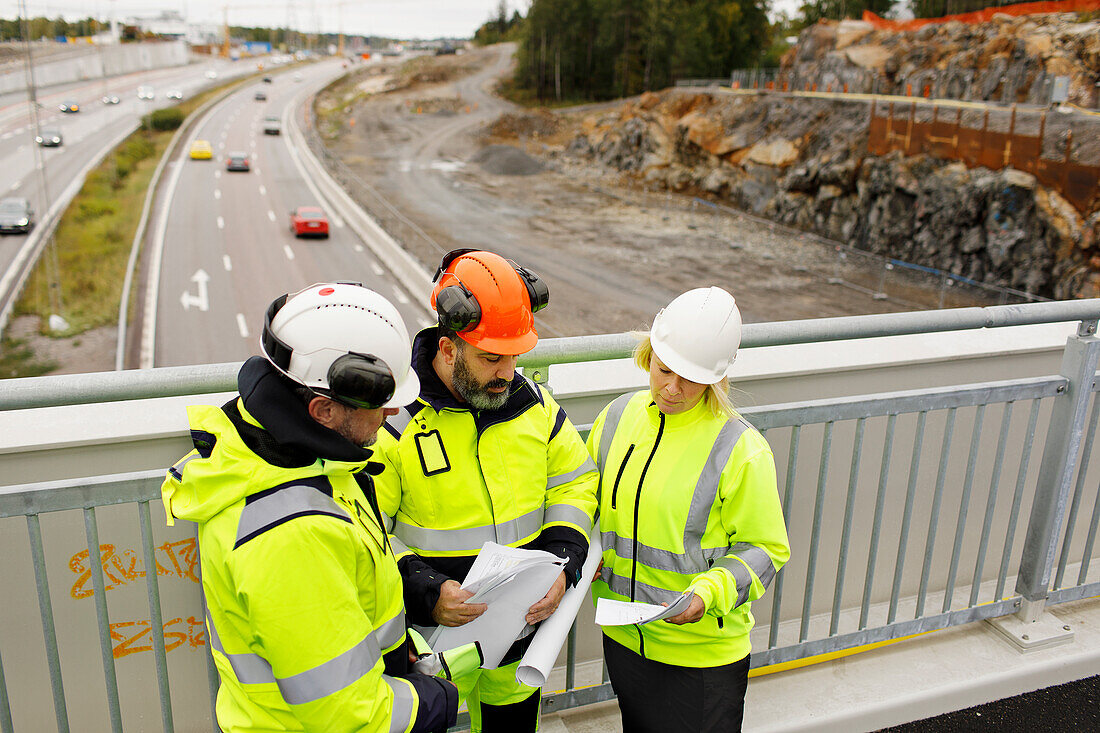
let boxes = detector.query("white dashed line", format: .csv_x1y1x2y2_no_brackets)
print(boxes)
253,167,261,176
214,189,221,199
9,181,19,191
217,216,224,229
215,169,222,178
354,244,363,252
223,255,232,271
236,313,249,338
0,132,12,140
393,288,409,304
419,317,435,329
283,245,295,260
267,210,275,222
370,262,384,276
259,185,266,195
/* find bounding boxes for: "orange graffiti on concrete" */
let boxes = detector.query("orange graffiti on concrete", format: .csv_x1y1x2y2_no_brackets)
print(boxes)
69,538,200,599
109,615,206,659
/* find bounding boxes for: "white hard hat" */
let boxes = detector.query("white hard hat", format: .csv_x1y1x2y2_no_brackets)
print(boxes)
650,287,742,385
260,282,420,408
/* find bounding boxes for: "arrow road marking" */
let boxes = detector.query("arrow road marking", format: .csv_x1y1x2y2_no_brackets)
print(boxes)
180,269,210,311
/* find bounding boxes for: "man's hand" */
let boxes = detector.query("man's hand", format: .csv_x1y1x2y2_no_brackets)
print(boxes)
663,595,706,625
525,571,567,625
432,580,488,627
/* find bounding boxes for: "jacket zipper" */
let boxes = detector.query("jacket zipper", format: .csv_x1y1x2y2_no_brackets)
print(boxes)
610,444,635,509
631,413,665,660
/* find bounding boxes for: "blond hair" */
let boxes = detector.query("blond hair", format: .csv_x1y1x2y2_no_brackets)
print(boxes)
633,335,736,419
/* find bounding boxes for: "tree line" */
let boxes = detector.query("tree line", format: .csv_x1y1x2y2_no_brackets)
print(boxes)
478,0,1051,102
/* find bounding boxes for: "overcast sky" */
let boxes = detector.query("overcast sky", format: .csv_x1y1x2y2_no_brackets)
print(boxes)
1,1,529,39
4,1,804,39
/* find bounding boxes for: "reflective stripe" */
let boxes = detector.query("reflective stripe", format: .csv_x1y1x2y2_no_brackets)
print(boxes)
596,393,633,475
389,534,412,557
236,481,349,547
383,677,416,733
277,632,383,705
206,612,275,685
601,530,725,574
681,418,750,569
380,510,394,532
714,555,756,608
375,610,407,651
599,564,682,605
546,456,596,489
545,503,593,534
385,409,413,439
168,452,201,481
393,506,544,552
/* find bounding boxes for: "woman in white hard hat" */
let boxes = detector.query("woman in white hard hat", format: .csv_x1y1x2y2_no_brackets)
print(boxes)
586,286,791,732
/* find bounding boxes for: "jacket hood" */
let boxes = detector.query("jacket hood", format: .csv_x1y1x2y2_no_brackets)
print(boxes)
162,358,377,525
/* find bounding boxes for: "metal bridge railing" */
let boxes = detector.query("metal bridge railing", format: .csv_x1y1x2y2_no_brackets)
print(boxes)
1,300,1099,731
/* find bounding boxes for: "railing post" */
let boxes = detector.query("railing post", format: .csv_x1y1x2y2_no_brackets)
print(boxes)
991,319,1099,649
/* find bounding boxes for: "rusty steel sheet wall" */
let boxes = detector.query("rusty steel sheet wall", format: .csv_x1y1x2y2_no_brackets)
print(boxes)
868,101,1100,213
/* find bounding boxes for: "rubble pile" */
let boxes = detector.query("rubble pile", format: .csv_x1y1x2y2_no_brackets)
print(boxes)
540,13,1100,298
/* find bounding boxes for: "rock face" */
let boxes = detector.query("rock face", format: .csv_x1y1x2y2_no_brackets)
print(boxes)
547,14,1100,299
781,16,1100,108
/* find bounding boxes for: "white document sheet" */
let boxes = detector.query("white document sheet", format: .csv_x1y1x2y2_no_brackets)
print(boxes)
594,591,696,626
428,542,565,669
516,524,603,688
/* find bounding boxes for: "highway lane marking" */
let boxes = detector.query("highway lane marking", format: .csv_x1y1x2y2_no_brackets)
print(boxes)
254,167,262,175
283,244,295,260
215,169,221,178
180,269,210,311
214,189,221,199
393,287,409,304
223,255,232,271
354,244,363,252
419,317,434,329
259,185,266,195
267,210,275,222
370,262,384,276
236,313,249,338
0,132,11,140
217,216,224,229
9,181,18,191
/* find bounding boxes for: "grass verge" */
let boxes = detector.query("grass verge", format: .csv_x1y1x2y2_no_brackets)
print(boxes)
0,335,56,378
13,73,267,338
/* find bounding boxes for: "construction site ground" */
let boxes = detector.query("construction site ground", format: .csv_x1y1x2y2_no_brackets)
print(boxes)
318,44,968,341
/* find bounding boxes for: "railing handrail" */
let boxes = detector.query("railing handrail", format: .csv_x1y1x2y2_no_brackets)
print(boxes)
2,300,1098,411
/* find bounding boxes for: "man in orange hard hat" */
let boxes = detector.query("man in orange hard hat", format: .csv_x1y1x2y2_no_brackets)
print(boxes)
373,250,599,731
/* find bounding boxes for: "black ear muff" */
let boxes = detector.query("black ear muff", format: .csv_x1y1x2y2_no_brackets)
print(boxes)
435,283,482,333
514,265,549,313
327,353,396,409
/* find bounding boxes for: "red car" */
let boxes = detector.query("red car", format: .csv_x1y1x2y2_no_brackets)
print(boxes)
289,206,330,238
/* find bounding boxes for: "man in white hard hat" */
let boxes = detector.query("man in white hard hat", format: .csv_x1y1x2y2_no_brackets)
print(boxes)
161,282,460,733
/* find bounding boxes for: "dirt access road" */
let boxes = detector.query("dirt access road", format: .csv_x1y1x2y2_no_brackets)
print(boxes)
321,44,918,338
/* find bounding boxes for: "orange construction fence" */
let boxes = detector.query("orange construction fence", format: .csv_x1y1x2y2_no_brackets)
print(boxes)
863,0,1100,31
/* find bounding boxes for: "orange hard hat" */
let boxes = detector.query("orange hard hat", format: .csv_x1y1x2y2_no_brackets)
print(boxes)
430,249,549,355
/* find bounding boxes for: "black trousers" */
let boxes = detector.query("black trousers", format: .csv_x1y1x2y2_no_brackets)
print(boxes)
603,635,750,733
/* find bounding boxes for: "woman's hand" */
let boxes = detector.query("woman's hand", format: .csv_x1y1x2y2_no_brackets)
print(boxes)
663,595,706,625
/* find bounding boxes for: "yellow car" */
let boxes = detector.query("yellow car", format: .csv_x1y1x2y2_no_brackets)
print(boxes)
189,139,213,160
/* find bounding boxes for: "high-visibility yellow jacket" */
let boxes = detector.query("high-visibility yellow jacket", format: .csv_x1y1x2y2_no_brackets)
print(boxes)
161,357,457,733
586,391,790,668
373,329,599,628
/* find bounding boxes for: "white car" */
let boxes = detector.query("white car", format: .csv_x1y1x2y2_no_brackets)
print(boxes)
166,89,183,100
101,94,120,105
205,69,218,79
137,86,155,100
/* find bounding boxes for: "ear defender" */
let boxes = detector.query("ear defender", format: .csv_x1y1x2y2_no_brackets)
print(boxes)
326,353,396,409
434,283,482,333
514,265,549,313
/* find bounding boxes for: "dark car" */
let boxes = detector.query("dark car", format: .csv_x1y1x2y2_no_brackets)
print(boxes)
59,100,79,113
36,128,62,147
262,116,282,135
262,76,273,83
254,91,267,101
226,152,250,172
289,206,330,238
0,197,34,235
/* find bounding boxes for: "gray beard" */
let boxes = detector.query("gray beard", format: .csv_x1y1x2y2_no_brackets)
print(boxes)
453,352,510,411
